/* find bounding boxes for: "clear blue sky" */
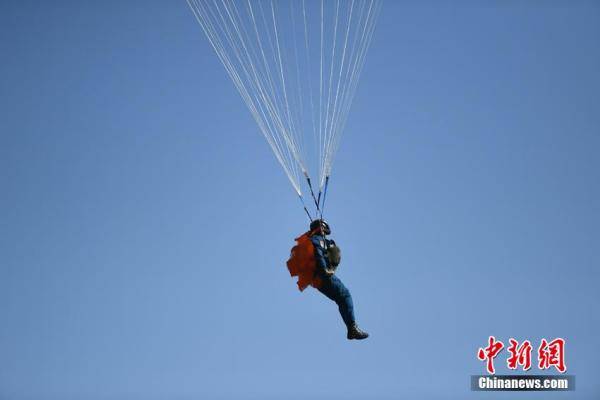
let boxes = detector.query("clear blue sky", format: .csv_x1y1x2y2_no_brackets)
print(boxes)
2,1,599,399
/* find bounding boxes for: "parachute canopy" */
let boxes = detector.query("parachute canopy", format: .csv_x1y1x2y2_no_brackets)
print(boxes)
187,0,382,211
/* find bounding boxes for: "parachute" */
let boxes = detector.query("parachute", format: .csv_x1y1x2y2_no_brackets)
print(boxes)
187,0,382,217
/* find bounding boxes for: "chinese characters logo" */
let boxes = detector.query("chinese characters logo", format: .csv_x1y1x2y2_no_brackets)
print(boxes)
477,336,566,374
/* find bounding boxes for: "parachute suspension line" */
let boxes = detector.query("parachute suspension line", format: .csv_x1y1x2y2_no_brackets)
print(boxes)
322,0,382,184
289,1,306,166
221,1,302,187
244,1,303,188
187,0,302,195
257,1,304,179
323,0,382,182
187,0,382,205
304,172,321,213
319,175,330,218
299,194,313,222
321,0,340,190
302,0,318,179
270,1,307,175
223,0,287,181
318,0,325,185
322,0,355,187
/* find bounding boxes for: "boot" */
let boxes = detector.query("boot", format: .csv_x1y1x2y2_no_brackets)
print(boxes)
347,323,369,340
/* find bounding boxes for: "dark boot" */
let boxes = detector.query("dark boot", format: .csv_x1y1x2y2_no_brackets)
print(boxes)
347,323,369,340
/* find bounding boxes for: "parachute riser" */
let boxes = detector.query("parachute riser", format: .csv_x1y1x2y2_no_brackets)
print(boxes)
298,174,330,232
319,175,330,218
301,175,331,247
298,194,313,222
304,172,321,214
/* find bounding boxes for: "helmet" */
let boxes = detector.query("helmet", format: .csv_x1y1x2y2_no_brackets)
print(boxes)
310,219,331,235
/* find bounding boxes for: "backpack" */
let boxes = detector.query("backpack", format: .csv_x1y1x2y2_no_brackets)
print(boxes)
326,241,341,268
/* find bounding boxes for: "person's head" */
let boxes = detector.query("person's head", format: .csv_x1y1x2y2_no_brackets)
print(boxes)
310,219,331,235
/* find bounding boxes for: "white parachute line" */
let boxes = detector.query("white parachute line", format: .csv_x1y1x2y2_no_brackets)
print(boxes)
244,1,301,183
323,0,379,179
250,1,289,134
248,0,312,188
256,1,302,183
258,1,292,131
190,4,301,194
320,3,365,186
318,0,324,185
318,0,326,184
327,2,377,177
337,2,370,119
301,0,319,181
335,0,367,111
322,0,366,182
212,1,293,170
270,1,306,174
190,2,266,144
226,0,304,186
220,0,302,185
289,0,307,171
341,1,380,133
276,0,305,180
219,2,278,128
290,1,303,121
321,0,340,188
321,0,354,187
327,0,382,177
254,0,303,186
246,0,298,180
232,2,279,106
187,0,382,197
190,0,301,193
333,3,382,170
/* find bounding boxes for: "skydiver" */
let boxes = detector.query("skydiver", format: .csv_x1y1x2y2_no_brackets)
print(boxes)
287,219,369,340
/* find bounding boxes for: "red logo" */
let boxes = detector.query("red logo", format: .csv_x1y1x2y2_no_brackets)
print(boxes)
477,336,504,374
507,338,532,371
538,338,567,373
478,337,566,374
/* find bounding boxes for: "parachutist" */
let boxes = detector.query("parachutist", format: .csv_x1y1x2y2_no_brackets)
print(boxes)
188,0,380,342
287,219,369,340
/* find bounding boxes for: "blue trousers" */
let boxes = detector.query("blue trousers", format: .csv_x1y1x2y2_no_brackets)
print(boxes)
317,274,355,328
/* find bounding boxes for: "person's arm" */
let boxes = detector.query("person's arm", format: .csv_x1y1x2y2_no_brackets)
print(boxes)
310,236,329,273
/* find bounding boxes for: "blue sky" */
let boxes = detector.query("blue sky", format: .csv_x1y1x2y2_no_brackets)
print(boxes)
2,1,599,399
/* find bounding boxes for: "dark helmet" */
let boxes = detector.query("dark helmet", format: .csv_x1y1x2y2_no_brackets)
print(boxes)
310,219,331,235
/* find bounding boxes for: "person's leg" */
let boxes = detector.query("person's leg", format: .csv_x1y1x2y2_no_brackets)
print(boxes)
317,275,355,328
